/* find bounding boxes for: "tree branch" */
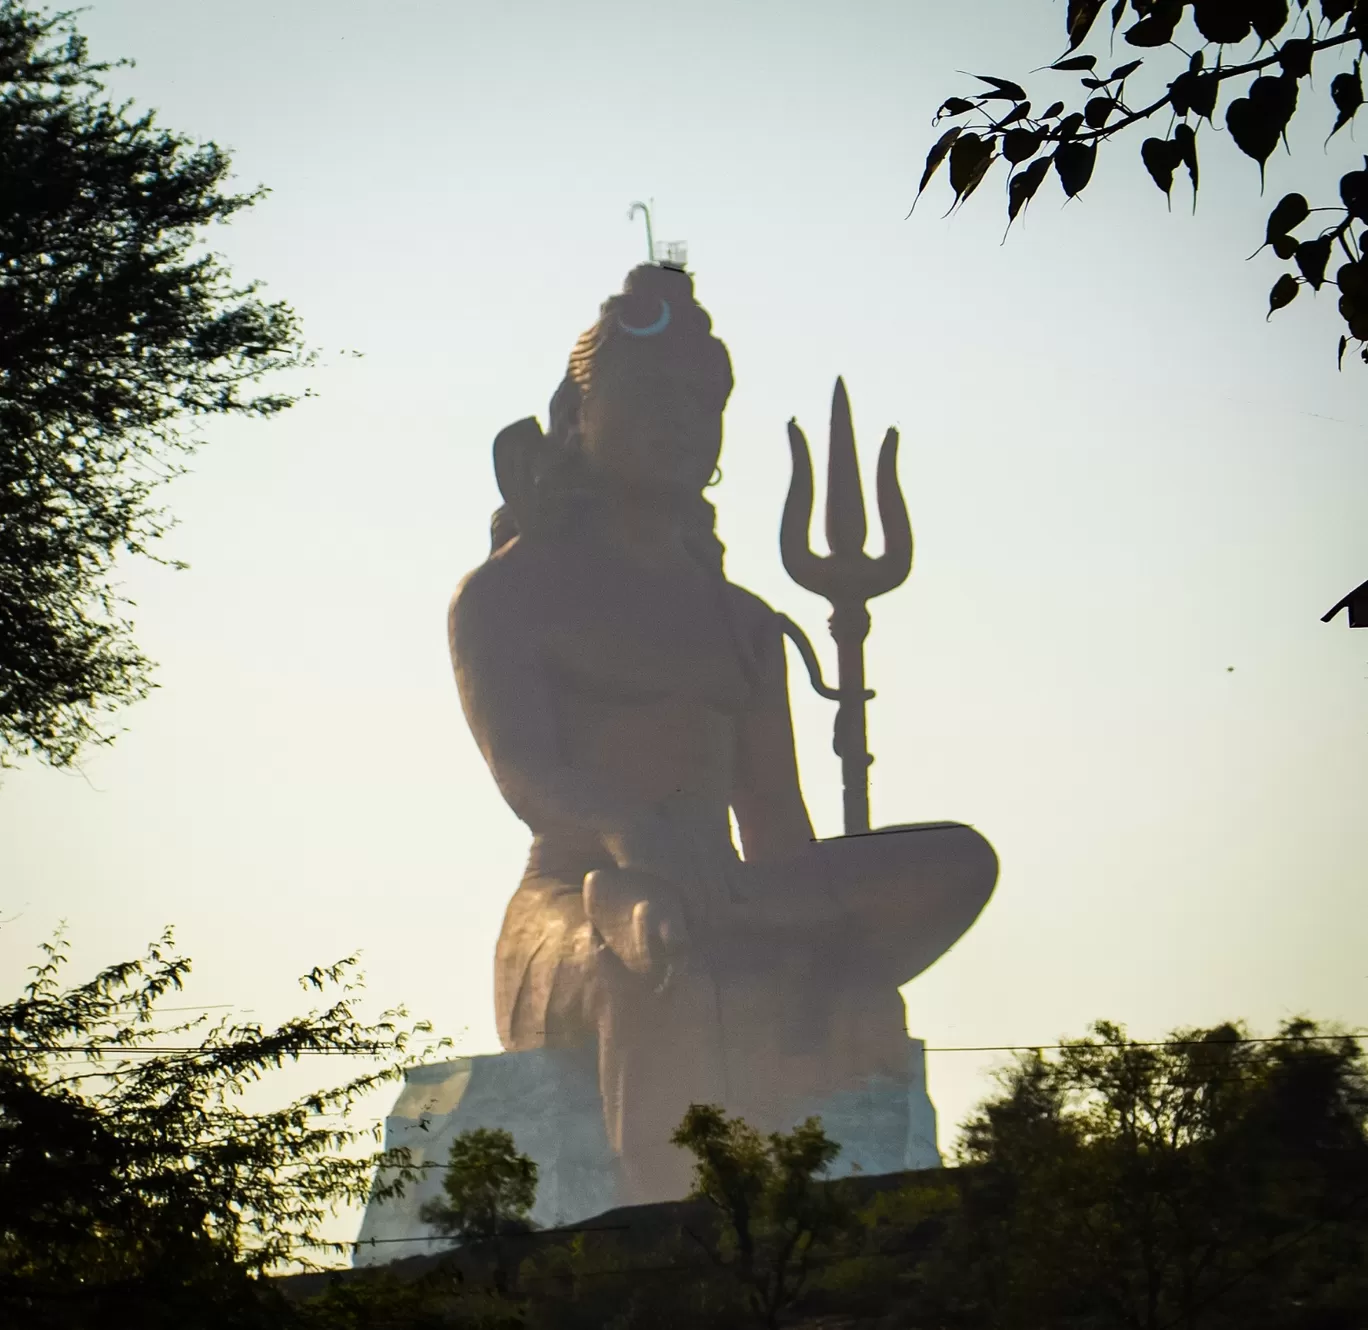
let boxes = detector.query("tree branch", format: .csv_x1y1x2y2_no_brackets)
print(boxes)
1071,30,1361,144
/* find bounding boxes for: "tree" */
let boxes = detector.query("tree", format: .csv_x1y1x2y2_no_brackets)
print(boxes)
918,1018,1368,1330
420,1128,539,1245
671,1104,850,1329
0,929,443,1328
0,1,311,767
919,1,1368,358
918,1,1368,627
419,1126,537,1308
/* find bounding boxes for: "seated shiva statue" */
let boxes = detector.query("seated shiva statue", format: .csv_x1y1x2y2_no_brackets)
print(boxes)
448,263,997,1204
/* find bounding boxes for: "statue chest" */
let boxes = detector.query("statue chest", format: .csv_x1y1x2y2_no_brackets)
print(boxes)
535,560,753,711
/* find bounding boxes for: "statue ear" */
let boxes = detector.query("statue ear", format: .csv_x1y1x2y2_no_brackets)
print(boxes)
492,417,547,534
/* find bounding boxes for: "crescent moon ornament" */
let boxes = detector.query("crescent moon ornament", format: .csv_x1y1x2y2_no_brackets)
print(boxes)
619,299,671,337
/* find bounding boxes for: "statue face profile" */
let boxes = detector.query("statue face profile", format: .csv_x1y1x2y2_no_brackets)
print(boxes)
578,354,723,500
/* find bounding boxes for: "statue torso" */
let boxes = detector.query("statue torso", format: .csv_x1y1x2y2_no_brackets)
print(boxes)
481,530,767,809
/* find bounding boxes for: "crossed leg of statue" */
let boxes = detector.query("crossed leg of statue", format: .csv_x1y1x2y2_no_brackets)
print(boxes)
592,947,915,1206
595,962,729,1206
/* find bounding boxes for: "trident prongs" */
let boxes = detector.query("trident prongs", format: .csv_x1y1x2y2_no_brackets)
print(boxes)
779,377,914,835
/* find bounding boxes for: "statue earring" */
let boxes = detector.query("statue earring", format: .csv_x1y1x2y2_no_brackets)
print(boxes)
706,466,723,488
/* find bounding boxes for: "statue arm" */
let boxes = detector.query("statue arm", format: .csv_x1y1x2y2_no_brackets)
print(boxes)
728,599,816,864
448,564,689,879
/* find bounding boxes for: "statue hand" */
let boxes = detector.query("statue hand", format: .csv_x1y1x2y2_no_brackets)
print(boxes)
600,813,699,884
583,867,691,979
600,811,737,923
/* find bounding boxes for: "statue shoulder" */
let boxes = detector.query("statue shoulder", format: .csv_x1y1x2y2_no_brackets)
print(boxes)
449,539,547,641
719,581,791,680
721,581,785,638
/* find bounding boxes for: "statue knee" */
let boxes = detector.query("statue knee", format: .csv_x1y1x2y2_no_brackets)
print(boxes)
946,823,998,916
877,820,998,919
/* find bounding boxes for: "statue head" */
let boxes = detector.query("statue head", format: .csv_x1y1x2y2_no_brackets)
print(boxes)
553,263,733,499
491,265,734,562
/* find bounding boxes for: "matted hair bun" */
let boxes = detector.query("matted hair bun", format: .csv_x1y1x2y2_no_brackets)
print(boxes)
564,264,730,396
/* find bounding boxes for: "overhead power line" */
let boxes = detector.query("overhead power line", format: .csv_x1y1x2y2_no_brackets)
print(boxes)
3,1031,1362,1057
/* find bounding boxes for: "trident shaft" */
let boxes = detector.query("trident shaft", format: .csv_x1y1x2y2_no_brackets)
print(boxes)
780,378,913,835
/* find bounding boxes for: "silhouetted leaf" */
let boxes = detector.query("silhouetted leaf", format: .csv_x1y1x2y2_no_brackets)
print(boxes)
938,97,977,117
1355,0,1368,41
1295,236,1333,288
1266,192,1310,243
1055,140,1098,196
1057,111,1086,138
1339,267,1368,336
1141,137,1183,196
1336,260,1368,301
1168,71,1197,116
1272,233,1300,259
1126,3,1183,46
1252,0,1291,40
913,127,963,209
1174,122,1199,195
1084,96,1117,127
1277,38,1313,78
1338,262,1368,347
996,102,1033,129
1042,101,1067,118
1193,0,1252,43
947,132,988,195
1267,273,1300,317
1081,78,1110,90
975,75,1027,100
1067,0,1108,49
1111,0,1129,27
948,133,995,206
1328,65,1363,141
958,150,996,206
1226,76,1299,179
1341,165,1368,222
1338,334,1349,369
1008,157,1053,221
1324,0,1355,22
1189,73,1220,119
1003,127,1046,163
1169,70,1220,119
1111,59,1144,80
1052,55,1098,71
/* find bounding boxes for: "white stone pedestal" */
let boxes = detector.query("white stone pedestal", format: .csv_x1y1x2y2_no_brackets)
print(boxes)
353,1037,939,1267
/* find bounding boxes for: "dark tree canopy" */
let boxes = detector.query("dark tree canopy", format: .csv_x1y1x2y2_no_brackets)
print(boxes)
420,1127,539,1243
672,1104,849,1329
917,1018,1368,1330
0,930,441,1328
0,1,310,767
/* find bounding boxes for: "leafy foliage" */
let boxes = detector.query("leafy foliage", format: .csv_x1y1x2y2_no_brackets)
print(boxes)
0,1,311,767
273,1017,1368,1328
917,1018,1368,1329
917,0,1368,367
670,1104,850,1328
0,930,443,1327
421,1128,539,1244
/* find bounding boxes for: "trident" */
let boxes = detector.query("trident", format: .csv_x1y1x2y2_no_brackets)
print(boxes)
779,379,913,835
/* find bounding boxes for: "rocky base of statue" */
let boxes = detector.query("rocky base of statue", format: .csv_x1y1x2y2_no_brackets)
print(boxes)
352,1036,940,1268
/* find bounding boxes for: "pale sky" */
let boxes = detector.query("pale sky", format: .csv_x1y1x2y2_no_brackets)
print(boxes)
3,0,1366,1250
